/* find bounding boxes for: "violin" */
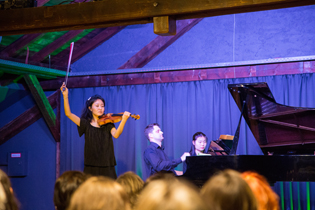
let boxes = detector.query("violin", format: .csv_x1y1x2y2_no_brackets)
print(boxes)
98,113,140,125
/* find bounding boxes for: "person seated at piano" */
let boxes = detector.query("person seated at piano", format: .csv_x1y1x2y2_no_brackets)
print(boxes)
143,123,190,177
183,132,208,173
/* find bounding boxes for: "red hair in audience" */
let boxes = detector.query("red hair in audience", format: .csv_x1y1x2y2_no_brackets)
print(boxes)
241,171,280,210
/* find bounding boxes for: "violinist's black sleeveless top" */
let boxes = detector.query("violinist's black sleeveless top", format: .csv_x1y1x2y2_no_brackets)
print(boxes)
77,118,116,167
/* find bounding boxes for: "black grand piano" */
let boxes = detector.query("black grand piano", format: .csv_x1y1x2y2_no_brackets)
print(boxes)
183,82,315,186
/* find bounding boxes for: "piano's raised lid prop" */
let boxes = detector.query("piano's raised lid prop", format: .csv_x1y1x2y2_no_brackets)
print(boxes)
228,82,315,155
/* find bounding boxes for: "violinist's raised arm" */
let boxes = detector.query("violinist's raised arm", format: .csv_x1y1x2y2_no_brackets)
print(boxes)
60,82,80,126
60,83,130,179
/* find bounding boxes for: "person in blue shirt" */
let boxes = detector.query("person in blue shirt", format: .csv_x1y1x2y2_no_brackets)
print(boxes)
143,123,190,177
183,132,208,173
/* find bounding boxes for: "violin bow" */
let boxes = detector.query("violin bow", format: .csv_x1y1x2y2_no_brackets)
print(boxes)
63,42,74,91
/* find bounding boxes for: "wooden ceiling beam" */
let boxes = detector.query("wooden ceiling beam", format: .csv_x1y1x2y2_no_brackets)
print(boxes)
0,59,66,79
0,90,59,145
118,19,202,69
0,34,43,58
0,75,24,87
48,28,106,67
0,0,314,36
0,0,91,67
24,74,60,141
39,61,315,90
30,30,84,63
37,0,87,7
0,88,28,111
0,56,67,70
37,0,49,7
51,26,125,67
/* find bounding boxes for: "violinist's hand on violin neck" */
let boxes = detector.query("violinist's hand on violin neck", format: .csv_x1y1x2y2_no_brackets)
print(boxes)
105,113,113,117
123,111,131,119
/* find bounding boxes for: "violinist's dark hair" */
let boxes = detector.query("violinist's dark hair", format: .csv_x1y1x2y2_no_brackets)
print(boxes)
0,169,19,210
54,171,87,210
144,123,160,141
81,94,105,122
189,132,207,156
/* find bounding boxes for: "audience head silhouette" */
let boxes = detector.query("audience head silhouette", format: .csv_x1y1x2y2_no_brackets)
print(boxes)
135,178,207,210
242,171,280,210
0,169,19,210
201,169,258,210
116,171,144,209
54,171,87,210
68,176,130,210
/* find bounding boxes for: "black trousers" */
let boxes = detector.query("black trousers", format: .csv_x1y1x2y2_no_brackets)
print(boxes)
84,165,117,179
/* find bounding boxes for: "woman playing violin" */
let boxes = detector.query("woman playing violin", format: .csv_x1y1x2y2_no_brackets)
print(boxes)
60,83,130,179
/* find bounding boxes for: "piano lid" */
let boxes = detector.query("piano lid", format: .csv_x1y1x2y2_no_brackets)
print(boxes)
228,82,315,155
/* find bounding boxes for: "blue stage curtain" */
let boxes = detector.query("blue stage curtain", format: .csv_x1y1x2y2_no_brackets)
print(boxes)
60,73,315,209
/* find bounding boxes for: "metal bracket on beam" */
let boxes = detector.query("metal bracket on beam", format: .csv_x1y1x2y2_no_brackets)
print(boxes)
153,16,176,36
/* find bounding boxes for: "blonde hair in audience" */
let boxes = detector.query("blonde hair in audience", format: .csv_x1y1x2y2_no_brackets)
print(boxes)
135,178,207,210
0,183,5,210
0,169,19,210
201,169,257,210
116,171,144,209
68,176,130,210
144,171,176,187
242,171,280,210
